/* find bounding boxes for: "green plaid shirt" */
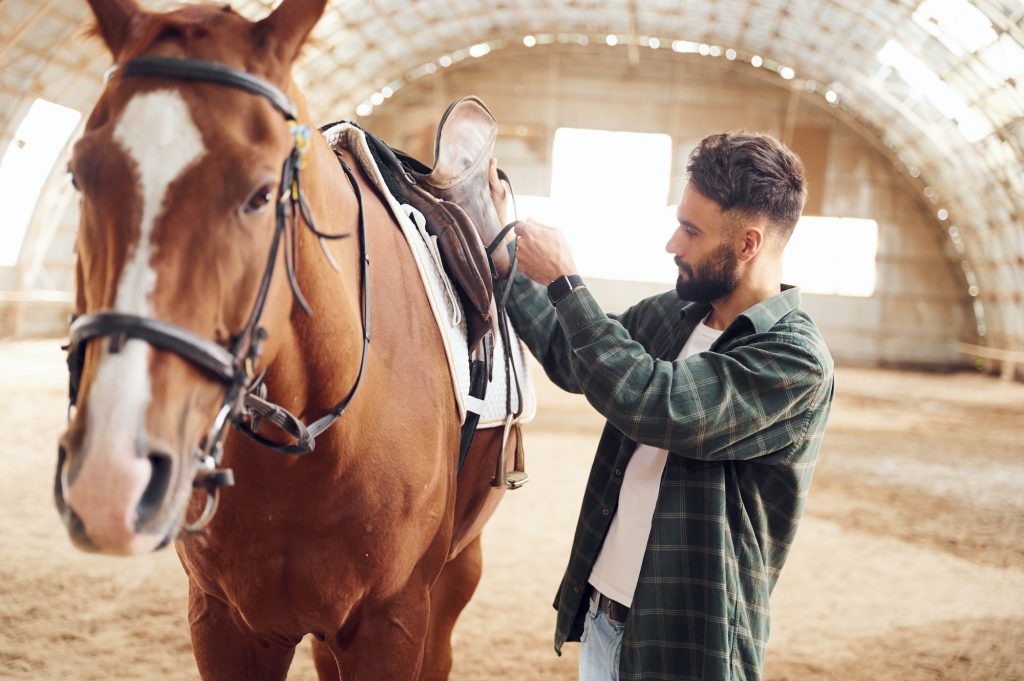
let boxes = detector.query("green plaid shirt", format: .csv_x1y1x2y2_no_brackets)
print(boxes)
508,274,834,681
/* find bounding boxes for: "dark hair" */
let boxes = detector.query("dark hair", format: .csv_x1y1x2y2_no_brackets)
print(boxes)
686,132,807,236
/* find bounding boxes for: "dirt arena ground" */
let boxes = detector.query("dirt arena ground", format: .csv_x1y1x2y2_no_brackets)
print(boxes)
1,338,1022,680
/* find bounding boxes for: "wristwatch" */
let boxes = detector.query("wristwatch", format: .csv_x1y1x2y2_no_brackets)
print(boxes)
547,274,585,306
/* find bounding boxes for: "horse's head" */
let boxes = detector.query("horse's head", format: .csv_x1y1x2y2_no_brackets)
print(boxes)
57,0,328,554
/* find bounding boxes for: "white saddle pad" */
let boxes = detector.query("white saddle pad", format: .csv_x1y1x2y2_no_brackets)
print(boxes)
323,123,536,428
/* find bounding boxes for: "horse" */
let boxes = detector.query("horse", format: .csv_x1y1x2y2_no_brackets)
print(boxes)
55,0,521,678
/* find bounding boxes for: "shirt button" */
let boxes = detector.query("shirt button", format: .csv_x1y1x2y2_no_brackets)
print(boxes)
614,468,623,476
573,586,581,594
601,508,610,516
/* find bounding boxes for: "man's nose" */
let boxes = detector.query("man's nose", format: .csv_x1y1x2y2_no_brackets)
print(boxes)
665,228,683,255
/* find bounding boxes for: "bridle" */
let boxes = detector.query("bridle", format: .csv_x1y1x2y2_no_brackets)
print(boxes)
60,56,370,535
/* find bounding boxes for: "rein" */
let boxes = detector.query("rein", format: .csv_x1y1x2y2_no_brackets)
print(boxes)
63,56,370,534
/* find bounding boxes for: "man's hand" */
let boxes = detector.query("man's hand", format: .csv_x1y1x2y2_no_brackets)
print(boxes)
513,219,579,286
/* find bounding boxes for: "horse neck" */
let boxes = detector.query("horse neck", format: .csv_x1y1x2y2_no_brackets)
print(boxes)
265,92,367,413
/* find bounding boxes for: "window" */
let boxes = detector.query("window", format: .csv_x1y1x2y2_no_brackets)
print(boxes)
514,127,675,283
0,98,82,267
512,127,878,297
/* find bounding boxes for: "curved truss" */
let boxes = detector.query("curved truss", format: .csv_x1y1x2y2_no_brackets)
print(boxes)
0,0,1021,349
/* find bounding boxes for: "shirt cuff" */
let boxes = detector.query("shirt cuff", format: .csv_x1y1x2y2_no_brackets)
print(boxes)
553,285,606,336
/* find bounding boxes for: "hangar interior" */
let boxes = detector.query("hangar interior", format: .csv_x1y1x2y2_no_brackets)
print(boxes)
0,0,1021,377
2,0,1024,376
1,3,1024,681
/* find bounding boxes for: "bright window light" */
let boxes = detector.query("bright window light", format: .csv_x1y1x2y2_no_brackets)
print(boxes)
980,34,1024,81
877,40,992,141
514,127,878,297
0,98,81,267
912,0,997,56
513,128,674,283
783,217,878,297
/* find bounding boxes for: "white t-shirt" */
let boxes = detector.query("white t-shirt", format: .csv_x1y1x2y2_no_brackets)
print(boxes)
587,318,723,607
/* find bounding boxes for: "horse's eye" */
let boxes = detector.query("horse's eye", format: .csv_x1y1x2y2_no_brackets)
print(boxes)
244,184,275,214
68,169,80,191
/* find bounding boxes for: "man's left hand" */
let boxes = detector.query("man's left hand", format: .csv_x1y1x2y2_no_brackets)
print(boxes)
513,219,579,286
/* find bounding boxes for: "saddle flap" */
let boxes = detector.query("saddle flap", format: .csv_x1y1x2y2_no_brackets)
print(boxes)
429,96,498,190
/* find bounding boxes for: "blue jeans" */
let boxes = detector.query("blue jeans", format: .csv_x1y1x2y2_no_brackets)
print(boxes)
579,593,624,681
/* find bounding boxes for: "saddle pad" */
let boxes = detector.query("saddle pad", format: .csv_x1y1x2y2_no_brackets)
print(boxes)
323,123,536,429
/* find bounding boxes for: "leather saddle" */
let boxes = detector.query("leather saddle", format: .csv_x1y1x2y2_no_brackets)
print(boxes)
361,96,501,351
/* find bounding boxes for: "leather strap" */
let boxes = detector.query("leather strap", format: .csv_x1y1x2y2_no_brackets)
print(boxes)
110,56,298,121
69,312,237,383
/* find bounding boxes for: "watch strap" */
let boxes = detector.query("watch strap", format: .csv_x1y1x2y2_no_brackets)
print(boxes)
547,274,585,306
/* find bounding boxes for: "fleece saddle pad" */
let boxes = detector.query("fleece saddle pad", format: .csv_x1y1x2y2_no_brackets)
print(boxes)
322,122,536,428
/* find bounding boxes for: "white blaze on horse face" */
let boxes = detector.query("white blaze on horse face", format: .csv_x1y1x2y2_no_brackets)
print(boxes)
67,90,205,553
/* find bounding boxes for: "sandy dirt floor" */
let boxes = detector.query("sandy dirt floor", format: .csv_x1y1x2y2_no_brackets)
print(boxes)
1,338,1022,680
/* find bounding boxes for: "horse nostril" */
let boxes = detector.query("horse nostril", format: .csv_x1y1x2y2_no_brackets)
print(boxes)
135,452,173,531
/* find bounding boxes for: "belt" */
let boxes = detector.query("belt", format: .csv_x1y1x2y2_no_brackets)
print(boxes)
589,586,630,624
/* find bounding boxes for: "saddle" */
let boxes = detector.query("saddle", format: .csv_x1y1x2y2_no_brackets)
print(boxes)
361,96,501,350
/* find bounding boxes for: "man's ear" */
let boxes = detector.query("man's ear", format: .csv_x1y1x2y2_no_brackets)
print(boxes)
738,223,766,262
85,0,140,57
254,0,328,66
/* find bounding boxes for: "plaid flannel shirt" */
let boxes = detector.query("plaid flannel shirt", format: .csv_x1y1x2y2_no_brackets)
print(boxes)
508,273,834,681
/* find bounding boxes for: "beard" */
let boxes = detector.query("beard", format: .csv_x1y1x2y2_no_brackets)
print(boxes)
675,242,740,303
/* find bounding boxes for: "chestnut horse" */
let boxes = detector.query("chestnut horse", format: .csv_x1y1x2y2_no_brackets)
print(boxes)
56,0,518,678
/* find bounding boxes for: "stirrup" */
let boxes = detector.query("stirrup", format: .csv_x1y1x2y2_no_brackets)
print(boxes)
491,414,528,490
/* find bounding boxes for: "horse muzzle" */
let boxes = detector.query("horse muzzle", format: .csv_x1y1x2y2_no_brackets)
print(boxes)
55,434,189,555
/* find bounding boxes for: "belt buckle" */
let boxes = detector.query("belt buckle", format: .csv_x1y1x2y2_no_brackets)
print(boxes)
598,593,620,623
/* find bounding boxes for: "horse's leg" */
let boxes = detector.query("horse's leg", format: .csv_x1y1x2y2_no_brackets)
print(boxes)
329,574,439,680
187,582,298,681
311,639,342,680
417,534,484,681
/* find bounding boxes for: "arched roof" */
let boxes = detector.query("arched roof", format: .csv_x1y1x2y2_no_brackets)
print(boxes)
1,0,1021,348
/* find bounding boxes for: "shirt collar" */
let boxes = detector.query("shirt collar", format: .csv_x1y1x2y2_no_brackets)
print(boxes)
679,285,802,335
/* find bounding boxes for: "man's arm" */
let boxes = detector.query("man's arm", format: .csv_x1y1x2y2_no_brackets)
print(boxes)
505,271,639,395
505,271,582,393
554,286,830,461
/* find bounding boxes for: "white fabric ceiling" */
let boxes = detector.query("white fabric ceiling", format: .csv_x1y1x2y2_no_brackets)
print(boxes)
1,0,1021,347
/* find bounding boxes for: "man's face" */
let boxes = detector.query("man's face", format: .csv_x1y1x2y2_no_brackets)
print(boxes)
665,183,741,304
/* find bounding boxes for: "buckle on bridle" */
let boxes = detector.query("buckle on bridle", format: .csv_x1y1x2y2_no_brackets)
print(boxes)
289,120,312,169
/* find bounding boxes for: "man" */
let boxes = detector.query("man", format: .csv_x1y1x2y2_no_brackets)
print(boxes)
489,131,834,681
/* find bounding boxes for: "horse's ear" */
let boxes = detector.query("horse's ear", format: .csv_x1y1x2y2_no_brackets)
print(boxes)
255,0,327,65
85,0,140,57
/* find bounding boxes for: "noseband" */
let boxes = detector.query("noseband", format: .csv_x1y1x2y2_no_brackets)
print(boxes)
62,56,370,535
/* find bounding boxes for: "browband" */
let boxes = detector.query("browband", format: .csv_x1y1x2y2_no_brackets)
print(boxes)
106,55,298,121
